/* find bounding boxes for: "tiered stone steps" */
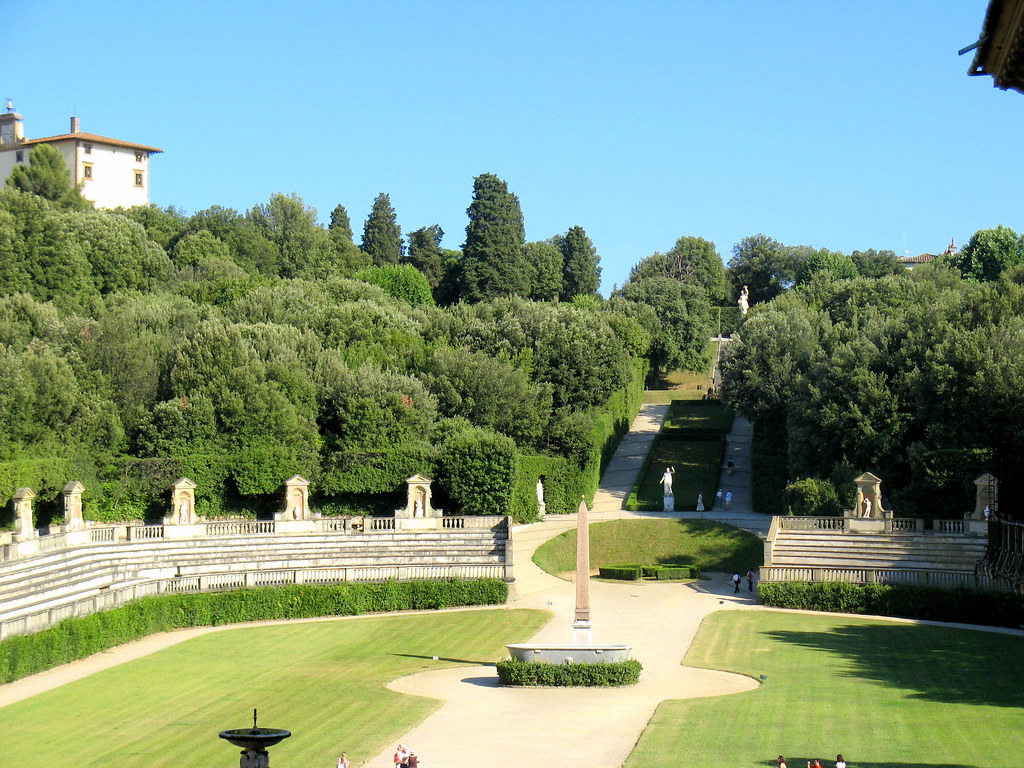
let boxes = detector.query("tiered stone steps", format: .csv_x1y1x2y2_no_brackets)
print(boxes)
0,528,507,631
768,529,987,572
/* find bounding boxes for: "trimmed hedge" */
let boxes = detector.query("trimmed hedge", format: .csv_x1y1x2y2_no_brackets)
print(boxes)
599,563,701,581
496,657,642,686
0,579,508,685
758,581,1024,628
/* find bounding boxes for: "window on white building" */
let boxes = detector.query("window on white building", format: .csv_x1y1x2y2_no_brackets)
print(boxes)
83,163,93,179
135,152,145,162
15,150,23,163
134,171,144,187
83,144,93,154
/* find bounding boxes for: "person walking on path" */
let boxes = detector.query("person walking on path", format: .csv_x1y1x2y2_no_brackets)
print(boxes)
696,494,704,512
725,490,733,510
732,572,741,593
746,568,756,592
716,488,723,507
727,458,735,476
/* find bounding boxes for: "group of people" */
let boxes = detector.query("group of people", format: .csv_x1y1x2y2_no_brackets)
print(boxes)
777,755,847,768
731,569,757,594
393,744,419,767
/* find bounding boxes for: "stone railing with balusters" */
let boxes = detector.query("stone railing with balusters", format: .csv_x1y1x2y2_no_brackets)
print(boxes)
0,515,509,564
760,565,1010,592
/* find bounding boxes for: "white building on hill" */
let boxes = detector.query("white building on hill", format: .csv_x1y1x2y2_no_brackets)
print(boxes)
0,101,162,209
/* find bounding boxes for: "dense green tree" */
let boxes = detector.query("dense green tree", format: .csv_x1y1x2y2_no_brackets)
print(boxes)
458,173,529,302
945,225,1024,282
186,206,279,277
559,225,601,300
617,276,711,375
248,193,334,279
437,423,516,514
727,234,795,305
525,241,563,302
629,236,726,303
5,144,91,210
850,248,903,279
113,205,188,251
354,264,435,307
795,248,859,285
405,225,446,288
361,193,403,266
419,347,552,446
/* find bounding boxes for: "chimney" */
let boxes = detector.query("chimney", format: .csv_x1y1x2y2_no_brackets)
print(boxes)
70,116,79,134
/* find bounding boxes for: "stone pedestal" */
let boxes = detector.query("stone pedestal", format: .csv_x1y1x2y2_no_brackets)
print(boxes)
63,481,85,532
274,519,317,534
12,487,36,541
162,524,206,540
167,478,198,525
663,494,674,513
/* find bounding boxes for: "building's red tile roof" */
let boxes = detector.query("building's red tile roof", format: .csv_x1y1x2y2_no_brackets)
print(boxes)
899,252,936,264
0,132,162,153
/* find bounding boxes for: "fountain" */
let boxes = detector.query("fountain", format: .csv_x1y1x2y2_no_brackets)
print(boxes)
505,498,633,666
219,709,291,768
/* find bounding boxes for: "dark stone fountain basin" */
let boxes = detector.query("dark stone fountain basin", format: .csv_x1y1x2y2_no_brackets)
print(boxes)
219,728,292,750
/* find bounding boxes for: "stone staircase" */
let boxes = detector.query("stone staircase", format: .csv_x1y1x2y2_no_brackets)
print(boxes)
767,528,987,572
0,527,508,636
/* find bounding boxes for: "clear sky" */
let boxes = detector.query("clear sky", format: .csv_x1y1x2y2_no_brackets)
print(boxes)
6,1,1021,294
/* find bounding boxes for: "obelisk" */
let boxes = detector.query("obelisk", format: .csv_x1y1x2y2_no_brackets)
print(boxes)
573,497,593,644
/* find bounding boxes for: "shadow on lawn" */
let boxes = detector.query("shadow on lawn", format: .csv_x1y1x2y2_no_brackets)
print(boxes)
763,622,1024,709
389,653,491,665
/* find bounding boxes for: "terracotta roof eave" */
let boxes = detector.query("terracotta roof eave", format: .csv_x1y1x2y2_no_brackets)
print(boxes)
2,132,163,153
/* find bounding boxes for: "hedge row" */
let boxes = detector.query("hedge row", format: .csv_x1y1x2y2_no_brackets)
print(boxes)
758,581,1024,628
598,564,702,580
496,658,642,687
0,579,508,685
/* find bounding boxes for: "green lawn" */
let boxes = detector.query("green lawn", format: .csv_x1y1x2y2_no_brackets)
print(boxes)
0,609,549,768
532,518,763,577
664,400,735,434
625,610,1024,768
628,434,725,511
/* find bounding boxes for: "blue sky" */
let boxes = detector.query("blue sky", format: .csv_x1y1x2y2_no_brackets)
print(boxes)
6,1,1020,293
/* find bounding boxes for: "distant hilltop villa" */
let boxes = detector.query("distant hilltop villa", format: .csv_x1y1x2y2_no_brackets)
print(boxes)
898,238,958,270
0,99,162,209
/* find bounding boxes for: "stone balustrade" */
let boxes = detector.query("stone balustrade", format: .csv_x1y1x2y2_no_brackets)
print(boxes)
775,516,987,535
1,516,508,563
760,565,1010,592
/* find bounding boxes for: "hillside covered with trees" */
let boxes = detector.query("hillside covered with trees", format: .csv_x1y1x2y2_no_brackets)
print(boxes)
720,232,1024,520
0,151,719,525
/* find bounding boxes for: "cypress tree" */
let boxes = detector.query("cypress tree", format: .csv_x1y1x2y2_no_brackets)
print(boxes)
328,204,354,243
405,224,446,289
458,173,529,302
361,193,403,265
560,225,601,300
